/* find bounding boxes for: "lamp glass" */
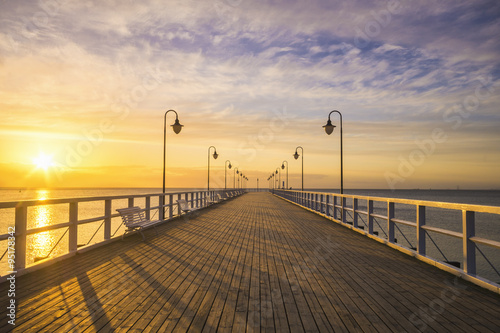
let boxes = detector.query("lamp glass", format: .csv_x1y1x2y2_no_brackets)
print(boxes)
213,152,218,159
228,163,232,169
171,119,183,134
293,152,299,160
323,119,335,135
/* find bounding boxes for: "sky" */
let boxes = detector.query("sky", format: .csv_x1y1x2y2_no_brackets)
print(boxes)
1,0,499,190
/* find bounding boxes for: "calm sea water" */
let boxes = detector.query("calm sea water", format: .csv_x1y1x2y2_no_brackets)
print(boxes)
1,188,499,282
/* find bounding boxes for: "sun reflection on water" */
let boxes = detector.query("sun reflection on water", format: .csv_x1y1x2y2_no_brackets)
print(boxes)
28,190,57,262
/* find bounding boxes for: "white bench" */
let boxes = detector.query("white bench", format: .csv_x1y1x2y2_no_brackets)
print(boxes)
177,199,197,215
116,206,160,241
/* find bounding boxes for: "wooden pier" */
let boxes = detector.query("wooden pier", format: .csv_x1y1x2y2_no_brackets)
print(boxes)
1,192,499,332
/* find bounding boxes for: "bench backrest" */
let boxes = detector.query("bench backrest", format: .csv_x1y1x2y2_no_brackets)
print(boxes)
116,206,147,226
177,199,189,211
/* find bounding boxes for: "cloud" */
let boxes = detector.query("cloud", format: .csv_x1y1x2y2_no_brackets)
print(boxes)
1,0,499,189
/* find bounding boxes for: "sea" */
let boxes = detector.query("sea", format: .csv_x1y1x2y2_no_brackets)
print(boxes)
1,188,499,283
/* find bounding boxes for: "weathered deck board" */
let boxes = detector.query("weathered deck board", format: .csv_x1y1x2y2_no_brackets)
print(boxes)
1,192,499,332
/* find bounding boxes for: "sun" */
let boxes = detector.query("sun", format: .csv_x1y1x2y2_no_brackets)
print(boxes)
33,152,54,170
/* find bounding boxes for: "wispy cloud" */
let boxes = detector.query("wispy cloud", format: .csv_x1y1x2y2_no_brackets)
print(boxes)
1,0,499,189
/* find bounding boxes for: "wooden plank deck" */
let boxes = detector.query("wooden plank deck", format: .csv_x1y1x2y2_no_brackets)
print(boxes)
1,192,499,332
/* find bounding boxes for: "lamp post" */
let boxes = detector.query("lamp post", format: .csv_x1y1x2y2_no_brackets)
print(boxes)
207,146,218,192
275,168,280,189
162,109,183,219
293,146,304,191
225,160,232,190
323,110,343,194
234,168,239,188
257,178,259,191
281,160,288,190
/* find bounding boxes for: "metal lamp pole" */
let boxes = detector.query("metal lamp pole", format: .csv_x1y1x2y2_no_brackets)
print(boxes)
162,109,183,219
225,160,232,190
207,146,218,192
281,160,288,190
293,146,304,191
323,110,343,194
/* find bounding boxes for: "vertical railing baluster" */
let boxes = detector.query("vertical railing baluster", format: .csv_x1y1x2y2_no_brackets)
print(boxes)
145,197,151,220
333,196,337,220
104,199,111,240
342,197,346,223
417,205,426,255
368,199,374,235
128,197,134,208
387,202,395,243
14,205,27,271
69,202,78,253
169,194,174,219
326,195,331,216
353,198,358,228
159,195,165,220
463,210,476,275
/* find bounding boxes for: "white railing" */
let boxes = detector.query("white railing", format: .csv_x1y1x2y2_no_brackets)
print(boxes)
0,189,245,281
273,189,500,292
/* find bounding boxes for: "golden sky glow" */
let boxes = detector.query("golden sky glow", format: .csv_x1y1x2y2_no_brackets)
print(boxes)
1,1,499,190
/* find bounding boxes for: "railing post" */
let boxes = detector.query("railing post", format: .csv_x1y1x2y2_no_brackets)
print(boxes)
128,197,134,208
159,195,165,220
353,198,358,228
320,194,324,214
69,202,78,253
14,205,27,271
145,197,151,220
342,197,346,223
104,199,111,240
417,205,426,255
326,195,331,216
387,202,395,243
169,194,174,219
196,192,199,208
463,210,476,275
368,200,374,235
333,196,337,220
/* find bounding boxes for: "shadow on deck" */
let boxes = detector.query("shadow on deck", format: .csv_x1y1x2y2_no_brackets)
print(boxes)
1,192,499,332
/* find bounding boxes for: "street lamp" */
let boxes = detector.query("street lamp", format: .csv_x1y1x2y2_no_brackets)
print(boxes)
163,109,183,219
323,110,343,194
225,160,232,190
275,168,280,189
207,146,218,191
281,160,288,190
234,168,239,188
293,146,304,191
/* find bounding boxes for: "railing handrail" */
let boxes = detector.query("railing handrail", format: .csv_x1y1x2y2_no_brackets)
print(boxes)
273,189,500,293
0,189,245,280
0,189,233,208
275,189,500,214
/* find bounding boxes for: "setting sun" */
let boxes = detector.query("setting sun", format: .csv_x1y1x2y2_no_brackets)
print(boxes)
33,152,54,170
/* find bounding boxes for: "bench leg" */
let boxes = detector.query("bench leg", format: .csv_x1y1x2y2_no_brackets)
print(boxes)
139,229,146,241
